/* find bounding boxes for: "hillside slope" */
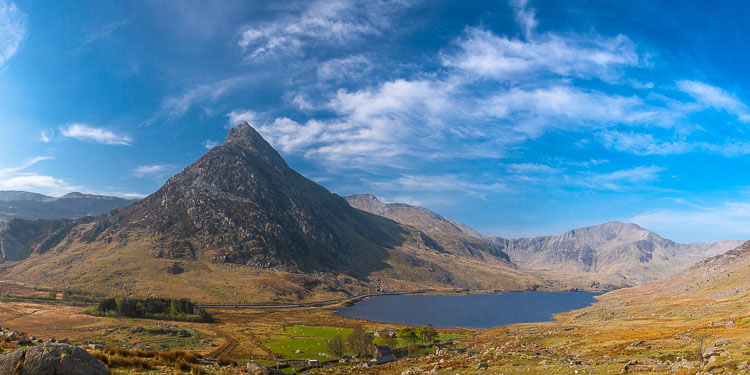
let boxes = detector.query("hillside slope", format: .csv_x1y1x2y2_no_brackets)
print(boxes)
0,192,133,225
0,123,542,302
344,194,508,261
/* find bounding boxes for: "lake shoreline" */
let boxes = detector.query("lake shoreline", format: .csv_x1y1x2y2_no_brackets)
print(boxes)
335,292,604,329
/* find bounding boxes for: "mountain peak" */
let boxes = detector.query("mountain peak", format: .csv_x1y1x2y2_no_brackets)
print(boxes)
225,122,268,147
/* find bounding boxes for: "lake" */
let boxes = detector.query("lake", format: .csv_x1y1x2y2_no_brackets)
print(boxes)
336,292,601,329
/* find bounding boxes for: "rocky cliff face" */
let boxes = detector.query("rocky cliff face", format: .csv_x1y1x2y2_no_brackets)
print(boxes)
0,218,86,261
493,222,742,285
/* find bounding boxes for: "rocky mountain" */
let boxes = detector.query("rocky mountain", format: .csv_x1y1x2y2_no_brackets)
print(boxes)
0,191,133,225
0,123,540,302
344,194,508,261
493,221,742,287
343,196,740,288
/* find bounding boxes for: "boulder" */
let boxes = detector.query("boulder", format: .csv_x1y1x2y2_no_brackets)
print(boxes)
0,343,108,375
475,363,489,370
246,361,283,375
702,346,722,358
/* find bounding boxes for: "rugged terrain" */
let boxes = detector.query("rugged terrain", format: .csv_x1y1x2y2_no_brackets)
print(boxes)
345,195,740,289
0,123,541,302
493,222,741,287
0,191,133,225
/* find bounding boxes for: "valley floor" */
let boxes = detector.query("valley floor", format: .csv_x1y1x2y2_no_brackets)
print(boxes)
2,280,750,374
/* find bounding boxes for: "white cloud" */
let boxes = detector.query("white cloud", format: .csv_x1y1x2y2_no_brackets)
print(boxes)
481,86,671,138
677,80,750,122
443,27,641,82
253,79,458,166
39,130,52,143
227,109,257,128
238,0,406,59
372,174,510,198
317,54,372,81
509,0,537,40
0,157,84,196
600,130,750,157
161,76,252,119
568,165,665,191
0,0,26,68
60,123,132,145
600,131,693,156
84,19,131,45
505,162,560,174
203,140,219,150
131,164,173,178
631,201,750,243
291,94,315,111
0,156,52,176
120,192,147,199
0,174,79,195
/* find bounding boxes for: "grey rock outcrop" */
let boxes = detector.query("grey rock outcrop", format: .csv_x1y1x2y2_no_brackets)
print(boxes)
0,343,108,375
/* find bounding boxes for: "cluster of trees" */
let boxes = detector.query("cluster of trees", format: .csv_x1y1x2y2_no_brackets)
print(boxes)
325,325,440,359
326,326,373,359
398,325,438,346
86,297,213,323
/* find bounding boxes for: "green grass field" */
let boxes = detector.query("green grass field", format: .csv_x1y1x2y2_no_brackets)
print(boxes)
264,325,355,361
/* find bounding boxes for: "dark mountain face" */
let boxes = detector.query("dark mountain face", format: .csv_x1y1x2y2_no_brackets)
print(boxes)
344,194,511,262
0,191,134,225
87,123,401,276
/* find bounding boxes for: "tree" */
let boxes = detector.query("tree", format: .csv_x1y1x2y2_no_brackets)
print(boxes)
346,326,373,358
418,324,438,347
327,335,346,359
398,327,419,346
375,335,397,348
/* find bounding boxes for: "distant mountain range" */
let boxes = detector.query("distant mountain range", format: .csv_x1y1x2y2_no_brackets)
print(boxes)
0,123,742,301
345,195,741,288
0,191,133,225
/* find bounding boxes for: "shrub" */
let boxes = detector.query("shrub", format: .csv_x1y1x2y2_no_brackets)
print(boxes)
217,356,237,366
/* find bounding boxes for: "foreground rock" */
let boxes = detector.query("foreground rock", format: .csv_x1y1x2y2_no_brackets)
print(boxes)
0,343,108,375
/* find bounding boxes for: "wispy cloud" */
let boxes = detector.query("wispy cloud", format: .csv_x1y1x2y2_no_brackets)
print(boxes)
509,0,537,40
160,75,253,119
227,109,257,128
443,26,641,82
317,54,372,81
372,174,510,198
677,80,750,122
0,0,26,68
39,130,53,143
0,156,52,176
0,157,80,196
568,165,665,191
0,174,79,195
631,200,750,242
203,140,219,150
60,123,133,145
131,164,174,178
504,162,560,175
74,18,132,54
238,0,408,59
599,130,693,156
84,19,132,45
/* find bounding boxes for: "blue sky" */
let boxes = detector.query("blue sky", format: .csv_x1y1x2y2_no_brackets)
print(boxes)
2,0,750,243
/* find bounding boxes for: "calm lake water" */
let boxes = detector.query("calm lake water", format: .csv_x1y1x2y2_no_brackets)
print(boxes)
336,292,601,329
